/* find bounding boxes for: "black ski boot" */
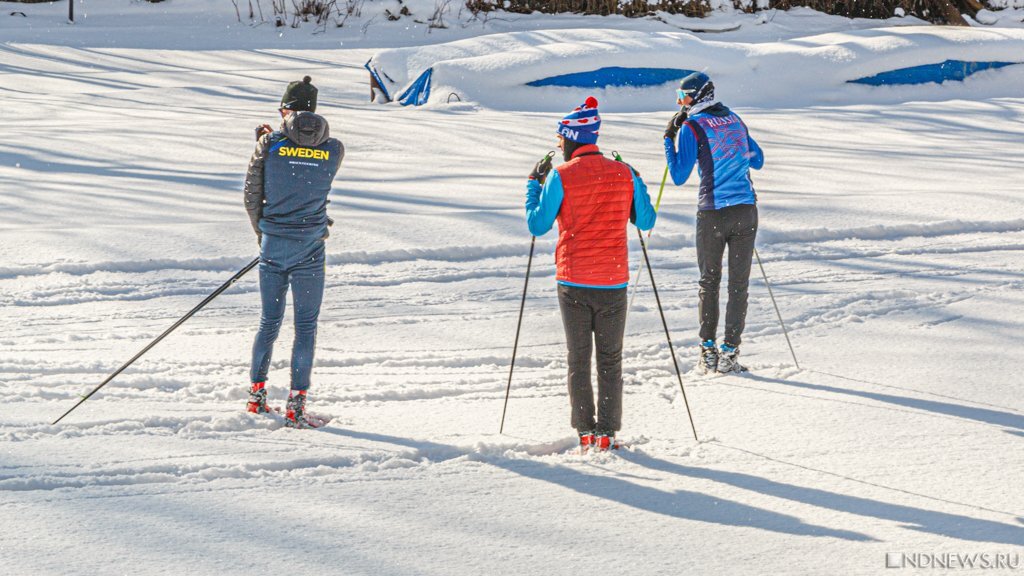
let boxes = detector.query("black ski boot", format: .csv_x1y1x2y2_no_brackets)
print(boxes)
699,340,719,374
717,343,747,373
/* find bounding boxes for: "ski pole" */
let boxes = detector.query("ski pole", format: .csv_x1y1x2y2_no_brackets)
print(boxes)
637,229,699,442
611,151,697,439
499,235,536,434
500,150,554,434
627,164,669,314
753,247,800,370
52,257,261,425
608,150,668,316
620,106,683,314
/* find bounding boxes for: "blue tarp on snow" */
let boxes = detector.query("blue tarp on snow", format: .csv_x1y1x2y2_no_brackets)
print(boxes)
397,68,433,106
849,60,1019,86
527,67,697,89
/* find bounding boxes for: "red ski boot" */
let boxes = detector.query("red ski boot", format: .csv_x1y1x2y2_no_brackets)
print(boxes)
285,390,309,429
283,390,332,429
594,432,618,452
246,382,270,414
578,431,596,454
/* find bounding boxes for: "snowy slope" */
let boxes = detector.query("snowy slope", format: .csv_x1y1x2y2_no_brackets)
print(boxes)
2,5,1024,576
368,26,1024,110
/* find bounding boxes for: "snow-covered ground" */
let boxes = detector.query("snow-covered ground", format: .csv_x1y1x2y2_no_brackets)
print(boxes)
2,2,1024,575
368,27,1024,110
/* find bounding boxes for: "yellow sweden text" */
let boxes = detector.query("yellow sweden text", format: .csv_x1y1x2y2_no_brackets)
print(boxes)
278,147,329,160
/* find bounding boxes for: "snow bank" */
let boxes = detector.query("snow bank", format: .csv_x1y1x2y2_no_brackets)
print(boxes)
368,27,1024,111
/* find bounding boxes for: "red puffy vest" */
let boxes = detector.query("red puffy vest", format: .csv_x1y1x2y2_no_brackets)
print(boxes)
554,145,635,287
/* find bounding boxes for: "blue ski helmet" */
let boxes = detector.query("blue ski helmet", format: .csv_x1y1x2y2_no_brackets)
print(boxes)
677,72,714,103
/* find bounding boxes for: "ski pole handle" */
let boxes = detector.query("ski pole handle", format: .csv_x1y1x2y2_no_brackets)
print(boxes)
530,151,556,183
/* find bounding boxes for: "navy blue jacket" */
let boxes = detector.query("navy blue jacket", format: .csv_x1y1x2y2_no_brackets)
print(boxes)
244,111,344,242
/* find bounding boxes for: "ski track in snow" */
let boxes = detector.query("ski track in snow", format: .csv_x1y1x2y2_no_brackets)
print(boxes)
4,226,1023,432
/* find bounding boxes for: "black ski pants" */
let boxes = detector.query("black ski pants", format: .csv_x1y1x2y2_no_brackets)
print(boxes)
696,203,758,347
557,284,627,434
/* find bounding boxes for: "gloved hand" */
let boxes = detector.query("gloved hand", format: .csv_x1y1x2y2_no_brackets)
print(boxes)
255,124,273,140
529,151,555,184
664,109,687,140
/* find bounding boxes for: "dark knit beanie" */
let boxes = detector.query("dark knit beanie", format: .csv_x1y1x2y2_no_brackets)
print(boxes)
280,76,318,112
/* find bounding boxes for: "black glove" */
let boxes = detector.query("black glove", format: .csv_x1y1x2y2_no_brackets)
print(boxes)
529,152,554,184
255,124,272,140
664,109,687,140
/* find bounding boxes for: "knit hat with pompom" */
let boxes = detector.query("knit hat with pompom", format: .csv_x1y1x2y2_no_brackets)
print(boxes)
556,96,601,144
280,76,318,112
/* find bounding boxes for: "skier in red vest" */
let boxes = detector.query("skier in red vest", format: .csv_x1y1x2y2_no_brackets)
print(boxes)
525,97,657,452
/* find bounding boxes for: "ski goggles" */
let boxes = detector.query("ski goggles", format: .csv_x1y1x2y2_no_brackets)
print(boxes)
676,88,691,101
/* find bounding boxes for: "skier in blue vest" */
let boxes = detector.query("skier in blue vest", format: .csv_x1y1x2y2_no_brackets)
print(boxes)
664,72,764,374
243,77,343,427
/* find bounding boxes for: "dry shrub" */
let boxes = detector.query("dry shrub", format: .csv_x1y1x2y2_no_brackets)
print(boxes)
465,0,980,24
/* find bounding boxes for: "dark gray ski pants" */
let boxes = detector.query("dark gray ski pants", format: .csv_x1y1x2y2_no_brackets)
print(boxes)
696,204,759,347
557,284,627,434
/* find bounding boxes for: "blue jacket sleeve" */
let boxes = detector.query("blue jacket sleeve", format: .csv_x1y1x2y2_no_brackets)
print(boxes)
665,125,698,186
525,169,564,237
746,135,764,170
631,172,656,231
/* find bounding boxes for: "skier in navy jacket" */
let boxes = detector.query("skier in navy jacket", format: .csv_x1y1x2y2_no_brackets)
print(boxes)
243,78,343,427
664,72,764,374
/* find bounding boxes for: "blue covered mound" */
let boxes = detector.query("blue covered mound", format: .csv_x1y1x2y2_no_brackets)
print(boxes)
850,60,1019,86
527,67,697,89
365,61,432,106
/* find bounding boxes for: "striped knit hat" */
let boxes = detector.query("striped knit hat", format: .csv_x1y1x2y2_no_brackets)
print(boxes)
557,96,601,144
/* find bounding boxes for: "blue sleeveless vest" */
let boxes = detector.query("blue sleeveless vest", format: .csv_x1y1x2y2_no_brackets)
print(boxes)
260,133,343,240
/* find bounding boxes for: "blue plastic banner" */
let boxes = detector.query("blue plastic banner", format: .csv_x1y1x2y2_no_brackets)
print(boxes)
527,67,697,89
850,60,1019,86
